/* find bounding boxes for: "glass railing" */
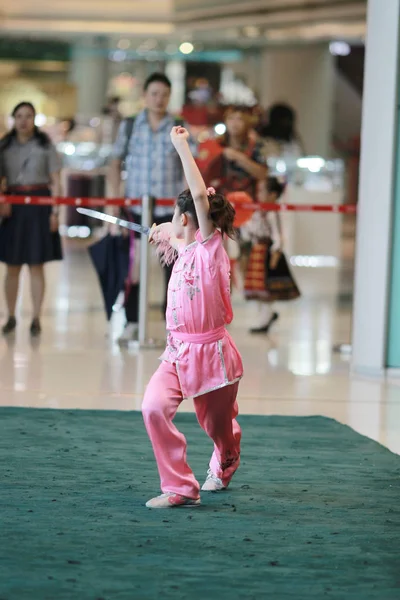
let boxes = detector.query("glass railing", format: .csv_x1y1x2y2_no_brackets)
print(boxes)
57,142,113,170
57,140,345,190
267,156,345,191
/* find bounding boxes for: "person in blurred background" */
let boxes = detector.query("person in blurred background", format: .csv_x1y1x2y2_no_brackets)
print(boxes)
206,106,267,198
109,73,192,344
204,106,268,289
60,118,76,142
242,176,300,334
257,103,304,161
0,102,62,337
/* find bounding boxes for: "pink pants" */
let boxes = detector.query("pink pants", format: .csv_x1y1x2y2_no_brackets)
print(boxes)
142,361,241,499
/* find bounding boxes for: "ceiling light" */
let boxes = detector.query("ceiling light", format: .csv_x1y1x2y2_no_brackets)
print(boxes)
243,26,260,38
179,42,194,55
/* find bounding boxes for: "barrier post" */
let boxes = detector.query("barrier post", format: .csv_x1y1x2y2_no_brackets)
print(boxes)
138,194,152,346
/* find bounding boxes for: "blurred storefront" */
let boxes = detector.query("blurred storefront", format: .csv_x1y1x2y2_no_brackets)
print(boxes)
0,38,76,137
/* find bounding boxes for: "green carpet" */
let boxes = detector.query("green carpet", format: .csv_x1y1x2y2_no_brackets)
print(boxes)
1,408,399,600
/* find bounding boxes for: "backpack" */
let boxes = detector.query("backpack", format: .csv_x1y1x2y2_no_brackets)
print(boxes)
121,115,184,168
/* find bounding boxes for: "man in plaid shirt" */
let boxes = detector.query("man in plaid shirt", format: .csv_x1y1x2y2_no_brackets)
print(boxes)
109,73,195,343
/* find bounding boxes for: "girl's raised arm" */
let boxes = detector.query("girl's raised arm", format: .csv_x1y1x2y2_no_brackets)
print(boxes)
170,126,214,239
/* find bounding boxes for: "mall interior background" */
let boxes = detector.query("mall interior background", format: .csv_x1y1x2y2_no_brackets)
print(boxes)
2,0,400,454
0,0,368,356
0,1,365,154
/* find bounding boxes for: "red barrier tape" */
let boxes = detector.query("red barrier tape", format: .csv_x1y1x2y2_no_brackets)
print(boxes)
0,195,357,213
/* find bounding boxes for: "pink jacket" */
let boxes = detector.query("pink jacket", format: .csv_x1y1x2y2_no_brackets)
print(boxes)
160,229,243,398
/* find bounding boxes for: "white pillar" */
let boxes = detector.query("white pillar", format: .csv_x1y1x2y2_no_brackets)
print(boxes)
260,44,335,156
165,60,185,113
237,52,262,99
70,36,109,118
351,0,400,375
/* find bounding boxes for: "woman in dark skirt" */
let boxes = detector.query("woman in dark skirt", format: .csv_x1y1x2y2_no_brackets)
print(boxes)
242,176,300,334
0,102,62,336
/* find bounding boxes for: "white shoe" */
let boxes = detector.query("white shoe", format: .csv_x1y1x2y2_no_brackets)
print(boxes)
201,469,227,492
117,323,138,344
145,492,201,509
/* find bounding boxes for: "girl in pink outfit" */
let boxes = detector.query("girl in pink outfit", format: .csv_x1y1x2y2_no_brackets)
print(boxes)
143,126,244,509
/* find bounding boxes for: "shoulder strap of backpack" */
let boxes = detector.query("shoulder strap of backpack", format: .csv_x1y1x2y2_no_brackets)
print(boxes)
123,117,135,159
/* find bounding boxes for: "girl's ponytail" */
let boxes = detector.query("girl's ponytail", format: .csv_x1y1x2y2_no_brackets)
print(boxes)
208,192,236,239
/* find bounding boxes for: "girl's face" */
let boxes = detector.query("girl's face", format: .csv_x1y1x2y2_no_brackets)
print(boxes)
172,204,185,239
14,106,35,136
225,111,247,139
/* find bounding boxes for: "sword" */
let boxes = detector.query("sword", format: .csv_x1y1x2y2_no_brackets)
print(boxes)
76,207,151,235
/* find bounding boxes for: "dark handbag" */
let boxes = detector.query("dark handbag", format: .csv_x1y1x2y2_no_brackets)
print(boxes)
265,238,301,302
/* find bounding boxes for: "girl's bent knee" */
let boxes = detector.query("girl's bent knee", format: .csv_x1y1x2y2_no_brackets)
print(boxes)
142,395,167,422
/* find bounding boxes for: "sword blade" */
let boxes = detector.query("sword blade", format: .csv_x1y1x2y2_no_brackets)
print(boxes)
77,207,150,235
